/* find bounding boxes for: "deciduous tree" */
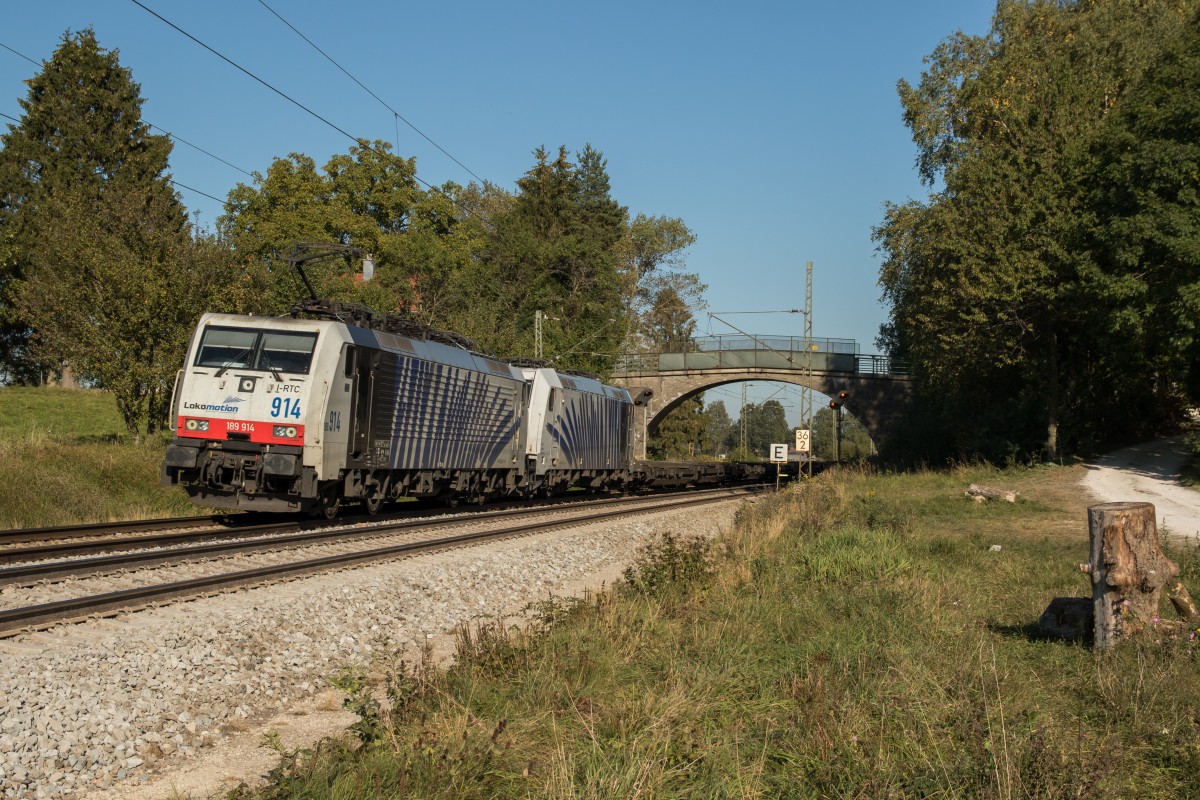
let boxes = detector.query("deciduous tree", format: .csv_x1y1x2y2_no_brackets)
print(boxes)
876,0,1194,461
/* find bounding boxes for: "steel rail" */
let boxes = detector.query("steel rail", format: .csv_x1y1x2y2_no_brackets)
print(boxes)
0,514,237,547
0,488,750,585
0,487,761,637
0,489,744,568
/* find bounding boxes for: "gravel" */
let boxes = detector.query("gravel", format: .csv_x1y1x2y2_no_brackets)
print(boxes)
0,502,742,799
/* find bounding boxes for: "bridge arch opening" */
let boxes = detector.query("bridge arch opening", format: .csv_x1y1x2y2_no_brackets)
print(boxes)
644,378,874,462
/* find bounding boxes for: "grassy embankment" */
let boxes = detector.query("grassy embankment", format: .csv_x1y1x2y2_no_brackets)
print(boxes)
2,386,1198,796
239,464,1200,799
0,386,201,528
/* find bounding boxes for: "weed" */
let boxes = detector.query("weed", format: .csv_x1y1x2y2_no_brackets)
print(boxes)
330,666,385,745
620,531,714,596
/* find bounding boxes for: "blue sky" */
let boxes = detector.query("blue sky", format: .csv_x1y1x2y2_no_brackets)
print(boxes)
1,1,997,421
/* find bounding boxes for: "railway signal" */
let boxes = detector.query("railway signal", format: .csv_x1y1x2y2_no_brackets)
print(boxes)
828,390,849,463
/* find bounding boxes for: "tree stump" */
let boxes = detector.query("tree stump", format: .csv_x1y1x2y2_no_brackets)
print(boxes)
1087,502,1179,650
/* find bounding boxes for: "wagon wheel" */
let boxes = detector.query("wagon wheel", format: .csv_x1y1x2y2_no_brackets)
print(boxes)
363,493,385,515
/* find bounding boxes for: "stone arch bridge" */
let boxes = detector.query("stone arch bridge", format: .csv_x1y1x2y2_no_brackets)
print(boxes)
609,335,913,459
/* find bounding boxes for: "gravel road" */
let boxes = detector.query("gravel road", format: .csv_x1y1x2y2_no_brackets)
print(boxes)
1079,433,1200,543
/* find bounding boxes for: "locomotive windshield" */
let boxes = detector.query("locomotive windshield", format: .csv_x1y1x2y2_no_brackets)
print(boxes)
195,326,318,375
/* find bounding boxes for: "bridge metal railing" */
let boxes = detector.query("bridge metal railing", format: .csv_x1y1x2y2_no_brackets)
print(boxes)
689,334,859,355
612,336,909,377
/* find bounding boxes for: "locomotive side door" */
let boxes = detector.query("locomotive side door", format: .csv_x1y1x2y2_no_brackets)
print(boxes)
346,345,376,464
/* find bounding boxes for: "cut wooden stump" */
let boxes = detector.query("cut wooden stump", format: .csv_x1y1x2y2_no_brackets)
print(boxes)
1087,502,1180,650
966,484,1018,503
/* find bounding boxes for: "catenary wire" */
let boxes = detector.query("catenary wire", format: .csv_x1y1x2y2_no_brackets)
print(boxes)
0,39,254,178
3,103,229,206
128,0,442,192
127,1,495,230
255,0,486,185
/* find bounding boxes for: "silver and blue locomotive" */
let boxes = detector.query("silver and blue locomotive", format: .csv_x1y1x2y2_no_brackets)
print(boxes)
162,308,635,517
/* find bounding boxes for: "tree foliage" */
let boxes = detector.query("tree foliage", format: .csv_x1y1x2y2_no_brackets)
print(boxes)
876,0,1199,462
702,400,734,457
809,407,872,462
0,29,177,386
481,144,630,372
0,29,248,435
648,396,708,460
2,28,705,424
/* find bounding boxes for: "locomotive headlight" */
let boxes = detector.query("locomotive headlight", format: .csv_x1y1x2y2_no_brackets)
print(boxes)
273,425,299,438
185,419,198,431
198,420,209,431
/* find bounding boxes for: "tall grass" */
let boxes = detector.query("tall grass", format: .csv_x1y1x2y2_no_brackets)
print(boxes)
0,386,203,527
238,464,1200,799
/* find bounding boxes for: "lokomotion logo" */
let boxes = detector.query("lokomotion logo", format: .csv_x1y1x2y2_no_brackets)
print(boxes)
183,396,246,413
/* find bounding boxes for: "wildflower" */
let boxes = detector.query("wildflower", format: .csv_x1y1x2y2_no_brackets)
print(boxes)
1122,599,1131,606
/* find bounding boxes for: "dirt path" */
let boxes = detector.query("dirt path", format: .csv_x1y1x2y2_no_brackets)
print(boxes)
1079,433,1200,544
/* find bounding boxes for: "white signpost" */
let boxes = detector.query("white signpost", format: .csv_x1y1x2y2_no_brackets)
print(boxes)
795,428,811,454
770,443,788,491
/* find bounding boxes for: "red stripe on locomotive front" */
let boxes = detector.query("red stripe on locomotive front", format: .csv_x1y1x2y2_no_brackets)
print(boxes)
176,417,304,446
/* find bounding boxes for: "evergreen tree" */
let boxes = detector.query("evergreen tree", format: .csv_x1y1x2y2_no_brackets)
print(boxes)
0,29,178,384
2,29,248,435
702,400,733,457
488,145,627,372
647,396,707,460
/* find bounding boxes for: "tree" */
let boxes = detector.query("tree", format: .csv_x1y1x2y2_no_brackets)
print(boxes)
1086,11,1200,401
647,396,707,460
809,407,872,461
727,400,791,459
875,0,1194,461
615,213,698,350
0,29,178,384
702,400,734,457
486,145,628,372
18,194,251,434
221,142,429,314
642,285,697,349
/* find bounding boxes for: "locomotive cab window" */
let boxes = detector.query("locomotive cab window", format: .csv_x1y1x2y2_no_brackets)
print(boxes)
195,327,257,370
259,331,318,374
195,326,318,375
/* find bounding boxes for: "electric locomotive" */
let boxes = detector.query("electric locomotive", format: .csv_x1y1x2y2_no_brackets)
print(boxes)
162,308,635,517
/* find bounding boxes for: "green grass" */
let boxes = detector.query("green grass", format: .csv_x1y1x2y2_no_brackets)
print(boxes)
3,387,1198,795
0,386,204,527
236,464,1200,799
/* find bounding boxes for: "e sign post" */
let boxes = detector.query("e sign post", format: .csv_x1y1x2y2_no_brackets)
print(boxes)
770,443,788,491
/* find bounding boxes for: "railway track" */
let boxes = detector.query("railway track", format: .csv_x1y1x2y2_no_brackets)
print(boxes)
0,513,239,547
0,486,764,638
